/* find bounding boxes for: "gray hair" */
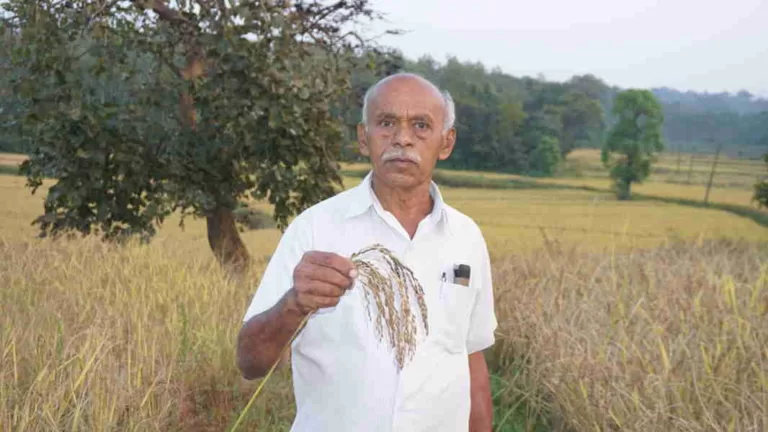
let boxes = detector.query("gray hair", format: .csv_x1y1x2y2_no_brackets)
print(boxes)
360,72,456,133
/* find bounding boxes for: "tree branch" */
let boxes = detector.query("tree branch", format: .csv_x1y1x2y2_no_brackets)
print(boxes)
131,0,191,26
83,0,122,31
302,1,347,34
215,0,229,24
130,0,204,129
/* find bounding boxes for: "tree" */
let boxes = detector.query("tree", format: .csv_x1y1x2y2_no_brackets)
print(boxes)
753,154,768,209
558,90,605,157
0,18,24,153
528,136,561,176
601,89,664,200
2,0,388,272
520,105,562,175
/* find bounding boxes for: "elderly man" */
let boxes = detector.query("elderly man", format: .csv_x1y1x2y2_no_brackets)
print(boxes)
237,72,497,431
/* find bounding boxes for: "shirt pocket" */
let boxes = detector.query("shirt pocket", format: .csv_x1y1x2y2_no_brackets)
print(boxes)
436,281,478,354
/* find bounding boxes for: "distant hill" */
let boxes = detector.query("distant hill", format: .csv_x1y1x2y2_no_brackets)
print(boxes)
651,87,768,115
648,88,768,158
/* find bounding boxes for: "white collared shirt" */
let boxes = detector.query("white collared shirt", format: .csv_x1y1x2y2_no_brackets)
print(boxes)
243,171,497,432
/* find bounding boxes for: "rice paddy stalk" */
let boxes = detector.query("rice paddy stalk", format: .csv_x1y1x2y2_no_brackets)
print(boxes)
230,244,428,432
229,312,310,432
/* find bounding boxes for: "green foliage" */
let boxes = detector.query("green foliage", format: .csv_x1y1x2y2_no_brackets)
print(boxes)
753,154,768,209
1,0,384,243
558,90,605,156
0,19,24,153
528,136,562,176
601,89,665,200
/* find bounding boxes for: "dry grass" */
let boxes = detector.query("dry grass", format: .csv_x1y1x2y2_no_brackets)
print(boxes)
2,165,768,431
3,231,766,431
536,177,759,209
561,149,766,200
0,235,294,431
491,239,768,431
566,148,765,177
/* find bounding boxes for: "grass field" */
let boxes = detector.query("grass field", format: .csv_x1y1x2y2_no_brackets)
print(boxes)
1,150,768,431
562,148,766,192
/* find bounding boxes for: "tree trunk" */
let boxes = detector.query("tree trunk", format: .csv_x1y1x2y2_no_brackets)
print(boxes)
206,206,250,273
617,180,631,200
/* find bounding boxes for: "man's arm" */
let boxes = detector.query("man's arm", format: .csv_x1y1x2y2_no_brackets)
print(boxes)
237,251,357,380
469,351,493,432
237,288,307,379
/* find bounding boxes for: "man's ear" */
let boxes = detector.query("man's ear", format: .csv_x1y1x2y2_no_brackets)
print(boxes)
438,127,456,161
357,123,370,156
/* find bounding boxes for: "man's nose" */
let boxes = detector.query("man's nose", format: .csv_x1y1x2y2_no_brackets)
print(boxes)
392,122,415,147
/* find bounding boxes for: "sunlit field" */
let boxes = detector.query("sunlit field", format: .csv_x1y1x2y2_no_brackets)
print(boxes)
565,148,765,188
1,149,767,431
555,149,765,206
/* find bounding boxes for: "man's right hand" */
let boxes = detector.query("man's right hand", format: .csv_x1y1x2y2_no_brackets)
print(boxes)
289,251,358,315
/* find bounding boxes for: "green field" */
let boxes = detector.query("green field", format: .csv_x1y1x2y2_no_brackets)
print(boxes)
1,151,767,431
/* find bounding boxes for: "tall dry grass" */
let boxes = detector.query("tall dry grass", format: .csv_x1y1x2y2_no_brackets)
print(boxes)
490,238,768,431
2,231,767,431
0,236,293,431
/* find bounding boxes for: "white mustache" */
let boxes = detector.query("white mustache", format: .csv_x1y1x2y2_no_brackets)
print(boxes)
381,149,421,164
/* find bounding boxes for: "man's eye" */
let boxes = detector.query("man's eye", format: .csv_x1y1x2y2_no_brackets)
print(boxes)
414,121,429,130
379,119,394,127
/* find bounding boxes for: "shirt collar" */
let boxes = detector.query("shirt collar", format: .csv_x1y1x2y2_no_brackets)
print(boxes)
344,170,449,228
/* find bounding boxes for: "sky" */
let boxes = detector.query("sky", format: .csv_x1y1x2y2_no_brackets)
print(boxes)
362,0,768,96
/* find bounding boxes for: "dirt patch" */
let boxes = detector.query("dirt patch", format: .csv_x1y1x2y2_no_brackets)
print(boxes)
0,153,28,166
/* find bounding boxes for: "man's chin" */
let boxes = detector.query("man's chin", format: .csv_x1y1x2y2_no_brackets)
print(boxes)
374,167,424,189
378,161,418,176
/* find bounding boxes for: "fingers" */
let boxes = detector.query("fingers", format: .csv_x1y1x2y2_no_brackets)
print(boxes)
294,278,347,298
291,251,359,314
305,251,358,279
293,290,342,313
295,263,353,290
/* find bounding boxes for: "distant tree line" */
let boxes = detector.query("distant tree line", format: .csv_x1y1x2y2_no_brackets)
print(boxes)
2,19,767,173
661,104,768,156
337,54,768,170
339,53,608,175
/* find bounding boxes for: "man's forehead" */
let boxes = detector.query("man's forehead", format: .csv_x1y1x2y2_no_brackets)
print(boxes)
369,78,445,116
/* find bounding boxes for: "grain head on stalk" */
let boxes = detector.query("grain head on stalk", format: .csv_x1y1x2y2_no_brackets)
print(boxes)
351,244,429,369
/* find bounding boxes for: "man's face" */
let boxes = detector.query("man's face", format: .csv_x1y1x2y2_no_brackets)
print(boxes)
357,76,456,190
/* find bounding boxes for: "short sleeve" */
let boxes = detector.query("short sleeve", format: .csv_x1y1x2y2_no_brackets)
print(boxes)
466,232,497,354
242,212,313,323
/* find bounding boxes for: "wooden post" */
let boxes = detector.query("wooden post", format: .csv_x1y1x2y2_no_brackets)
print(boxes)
704,142,723,205
686,153,694,184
